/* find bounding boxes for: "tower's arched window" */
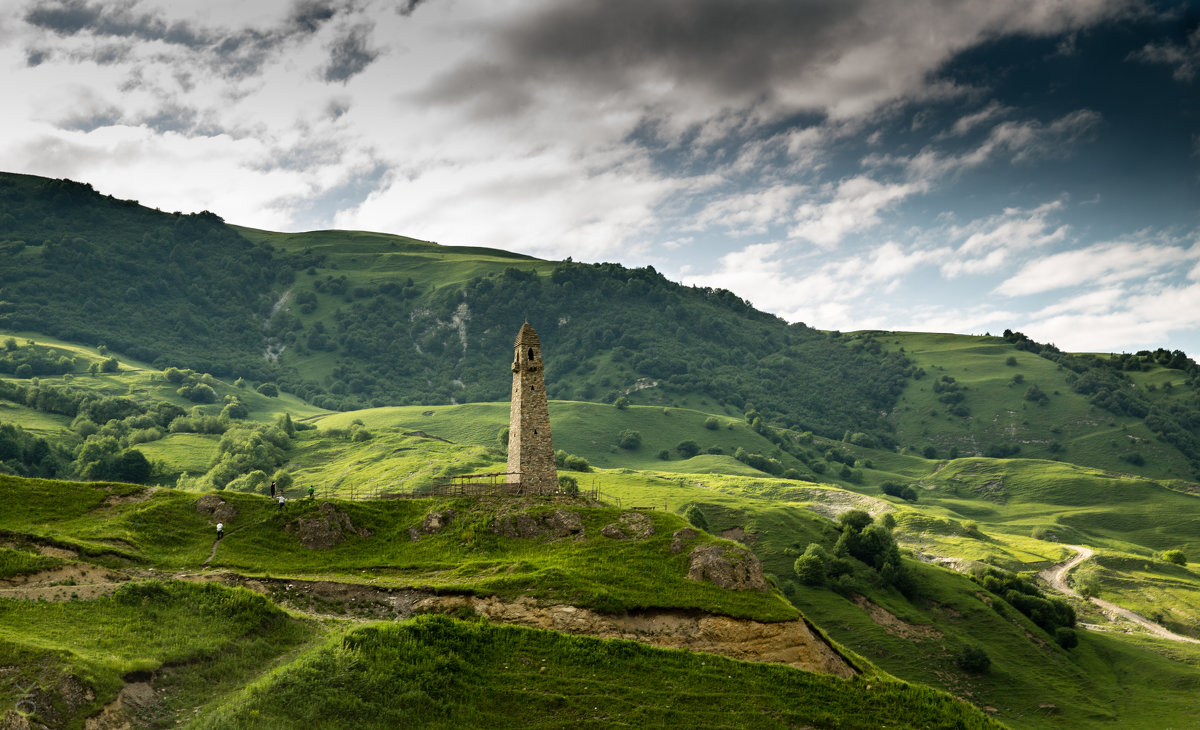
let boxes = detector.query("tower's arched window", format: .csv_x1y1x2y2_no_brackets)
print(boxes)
529,348,535,360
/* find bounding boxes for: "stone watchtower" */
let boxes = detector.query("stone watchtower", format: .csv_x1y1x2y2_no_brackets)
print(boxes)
507,322,556,493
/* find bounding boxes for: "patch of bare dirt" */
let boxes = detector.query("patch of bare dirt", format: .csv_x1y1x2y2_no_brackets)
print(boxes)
720,526,758,545
801,490,890,522
416,594,857,678
0,565,128,601
102,488,156,507
84,680,157,730
852,595,942,640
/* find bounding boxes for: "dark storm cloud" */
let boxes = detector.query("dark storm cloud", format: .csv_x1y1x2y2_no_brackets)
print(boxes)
397,0,427,17
416,0,1135,127
323,23,378,83
23,0,349,78
59,106,122,132
25,0,206,47
418,0,850,111
140,104,201,134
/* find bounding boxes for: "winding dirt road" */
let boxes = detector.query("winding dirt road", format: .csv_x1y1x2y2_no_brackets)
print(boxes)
1039,545,1200,644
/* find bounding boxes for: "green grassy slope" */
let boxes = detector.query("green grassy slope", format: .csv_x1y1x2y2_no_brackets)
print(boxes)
0,475,795,621
0,474,1007,729
882,331,1199,480
600,472,1200,728
0,580,315,730
194,615,1000,730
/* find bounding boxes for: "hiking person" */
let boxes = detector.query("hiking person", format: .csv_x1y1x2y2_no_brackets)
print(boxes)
277,495,285,513
270,480,277,498
216,522,224,540
308,485,315,500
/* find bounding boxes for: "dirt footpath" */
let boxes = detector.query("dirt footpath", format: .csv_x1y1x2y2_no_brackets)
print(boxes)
1039,545,1200,644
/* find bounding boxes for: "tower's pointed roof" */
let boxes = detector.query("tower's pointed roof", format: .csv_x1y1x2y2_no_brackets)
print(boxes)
515,321,540,346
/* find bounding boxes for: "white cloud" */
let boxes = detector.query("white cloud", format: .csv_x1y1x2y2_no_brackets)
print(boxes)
788,176,924,248
1022,283,1200,352
946,101,1011,137
688,185,808,237
1129,25,1200,82
995,238,1200,296
906,109,1102,181
941,201,1068,277
680,238,944,329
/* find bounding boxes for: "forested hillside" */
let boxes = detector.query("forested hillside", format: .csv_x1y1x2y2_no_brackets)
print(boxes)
0,172,913,445
2,170,1200,478
0,173,290,378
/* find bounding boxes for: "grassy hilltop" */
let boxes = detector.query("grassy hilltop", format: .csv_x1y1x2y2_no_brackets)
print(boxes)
3,169,1200,727
0,476,1005,729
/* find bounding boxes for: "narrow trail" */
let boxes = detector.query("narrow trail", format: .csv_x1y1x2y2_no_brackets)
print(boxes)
203,540,218,566
1039,545,1200,644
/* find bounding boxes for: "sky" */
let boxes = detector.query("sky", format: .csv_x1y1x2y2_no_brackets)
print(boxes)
1,0,1198,355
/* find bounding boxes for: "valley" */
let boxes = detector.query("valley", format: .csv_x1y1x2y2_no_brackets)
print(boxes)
1,171,1200,728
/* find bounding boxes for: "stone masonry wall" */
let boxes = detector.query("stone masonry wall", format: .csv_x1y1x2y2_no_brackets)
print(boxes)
507,323,557,493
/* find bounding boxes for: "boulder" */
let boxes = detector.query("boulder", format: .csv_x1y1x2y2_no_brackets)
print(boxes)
285,502,373,550
670,527,698,554
195,494,237,524
687,544,769,592
420,509,456,533
600,511,654,540
492,509,584,539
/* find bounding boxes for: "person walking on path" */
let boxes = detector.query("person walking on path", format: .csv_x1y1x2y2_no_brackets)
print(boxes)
308,485,315,500
277,495,285,514
270,480,277,498
216,522,224,540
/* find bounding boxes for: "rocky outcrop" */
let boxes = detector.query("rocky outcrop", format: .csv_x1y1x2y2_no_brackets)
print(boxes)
1,674,95,729
411,509,456,541
413,594,855,678
687,544,769,592
600,511,654,540
195,494,236,524
670,528,698,554
84,680,157,730
491,509,584,539
285,502,373,549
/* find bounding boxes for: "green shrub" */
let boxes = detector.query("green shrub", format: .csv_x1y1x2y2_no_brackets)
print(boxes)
1055,627,1078,649
557,474,579,495
703,416,720,430
617,429,642,450
256,382,280,397
1162,549,1187,566
681,504,708,532
957,644,991,672
676,440,700,458
793,544,830,586
1072,563,1100,598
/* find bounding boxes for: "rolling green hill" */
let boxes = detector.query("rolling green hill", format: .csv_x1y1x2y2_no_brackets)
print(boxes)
4,169,1200,728
0,476,1005,729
